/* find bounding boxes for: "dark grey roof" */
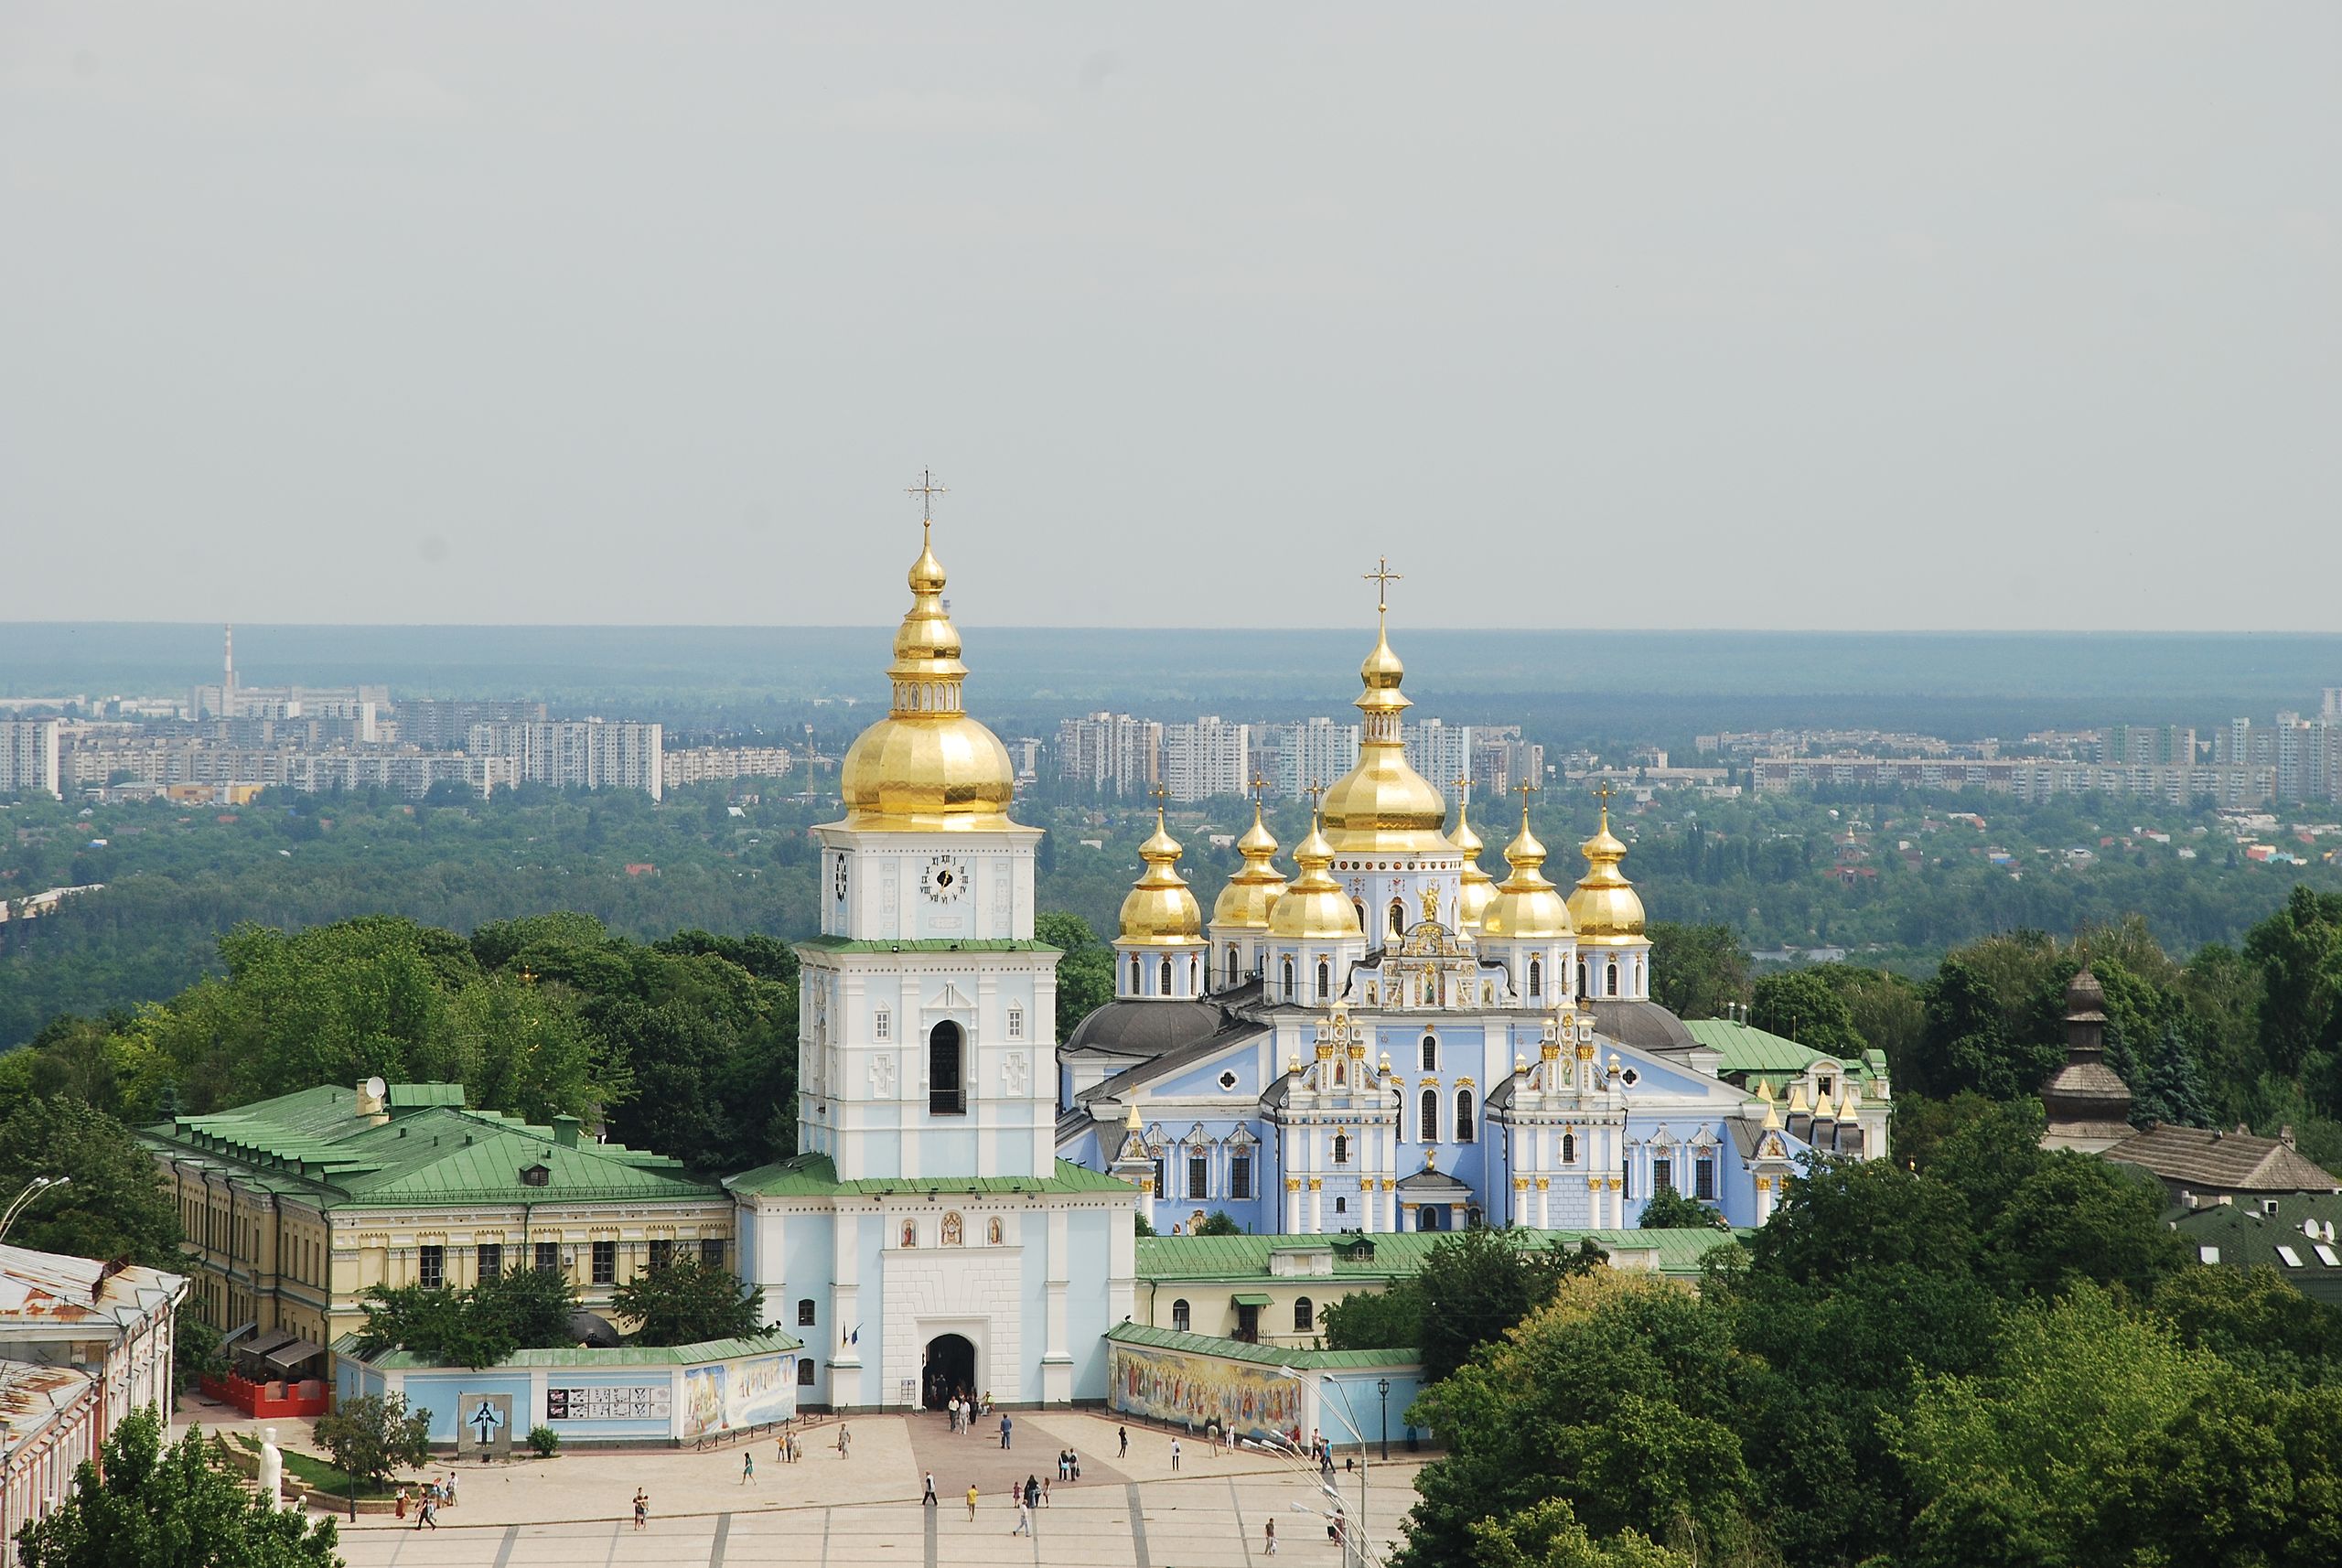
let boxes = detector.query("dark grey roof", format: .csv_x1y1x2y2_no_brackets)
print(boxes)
1483,1069,1521,1112
1395,1166,1474,1198
1585,999,1698,1053
2106,1124,2342,1195
1063,999,1229,1058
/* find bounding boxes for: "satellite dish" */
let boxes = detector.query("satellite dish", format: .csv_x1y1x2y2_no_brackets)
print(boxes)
363,1076,387,1101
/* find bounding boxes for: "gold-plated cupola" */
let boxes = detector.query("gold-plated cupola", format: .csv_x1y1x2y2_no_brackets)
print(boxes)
1477,789,1574,941
837,488,1018,831
1119,799,1204,945
1211,790,1288,930
1319,558,1452,855
1567,789,1647,942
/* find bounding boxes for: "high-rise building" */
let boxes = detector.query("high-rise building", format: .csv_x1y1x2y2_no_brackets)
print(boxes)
1403,719,1473,798
0,720,62,800
1054,713,1162,796
397,699,549,749
468,720,665,800
2324,688,2342,722
1160,717,1250,802
1254,718,1360,800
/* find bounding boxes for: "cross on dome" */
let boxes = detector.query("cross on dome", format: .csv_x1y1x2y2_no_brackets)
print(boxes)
906,467,948,534
1363,556,1403,621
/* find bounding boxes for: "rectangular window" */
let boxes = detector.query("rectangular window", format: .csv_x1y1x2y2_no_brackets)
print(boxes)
649,1239,674,1272
700,1238,725,1269
1652,1158,1674,1195
1152,1159,1166,1199
1187,1155,1210,1199
797,1358,816,1386
477,1242,502,1283
798,1297,817,1327
1229,1155,1253,1200
591,1240,616,1285
1621,1162,1631,1201
418,1244,445,1290
1694,1157,1716,1201
534,1241,560,1274
875,1009,891,1041
1007,1005,1025,1040
1818,1075,1834,1101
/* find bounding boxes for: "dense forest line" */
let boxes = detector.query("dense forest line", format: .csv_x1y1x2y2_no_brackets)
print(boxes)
6,782,2336,1050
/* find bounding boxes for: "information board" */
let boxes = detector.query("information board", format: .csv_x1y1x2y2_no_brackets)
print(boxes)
546,1384,672,1422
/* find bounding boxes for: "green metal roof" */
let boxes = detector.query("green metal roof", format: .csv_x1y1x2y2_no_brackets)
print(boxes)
1105,1322,1416,1370
796,937,1062,955
1230,1292,1273,1306
1135,1227,1746,1284
725,1151,1136,1199
331,1327,803,1369
1681,1018,1869,1078
141,1083,725,1209
2170,1194,2342,1307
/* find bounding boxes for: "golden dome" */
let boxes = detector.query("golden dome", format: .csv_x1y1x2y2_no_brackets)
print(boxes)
1567,796,1647,943
1452,789,1497,931
838,521,1018,831
1268,810,1365,941
1211,799,1288,930
1319,598,1452,856
1477,798,1574,941
1119,803,1204,945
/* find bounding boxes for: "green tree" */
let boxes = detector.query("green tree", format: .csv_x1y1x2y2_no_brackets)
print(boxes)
1192,1210,1243,1237
0,1095,180,1268
1748,969,1864,1056
14,1407,339,1568
312,1391,432,1495
469,1267,580,1351
1636,1187,1727,1231
1645,923,1747,1020
1466,1499,1695,1568
1318,1282,1424,1352
1036,911,1114,1041
2243,886,2342,1079
1413,1230,1610,1383
1919,952,2063,1100
609,1255,765,1347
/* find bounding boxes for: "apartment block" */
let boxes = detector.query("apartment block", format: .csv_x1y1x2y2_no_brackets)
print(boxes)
468,719,665,800
0,720,61,800
662,746,796,790
1161,716,1250,802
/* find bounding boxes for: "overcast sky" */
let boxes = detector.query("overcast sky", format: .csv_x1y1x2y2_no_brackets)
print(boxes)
2,4,2335,631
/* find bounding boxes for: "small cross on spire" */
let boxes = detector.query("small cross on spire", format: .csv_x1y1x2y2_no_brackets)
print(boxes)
1250,770,1269,805
1363,556,1402,621
1516,775,1541,828
906,468,948,539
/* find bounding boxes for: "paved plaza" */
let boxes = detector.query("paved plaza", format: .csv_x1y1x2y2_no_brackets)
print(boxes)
296,1410,1418,1568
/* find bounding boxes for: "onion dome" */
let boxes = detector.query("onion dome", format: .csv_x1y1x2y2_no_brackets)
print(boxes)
1451,789,1498,931
1566,796,1647,942
1477,797,1574,940
1211,798,1288,929
1319,592,1451,855
839,521,1017,830
1118,803,1204,945
1268,806,1366,940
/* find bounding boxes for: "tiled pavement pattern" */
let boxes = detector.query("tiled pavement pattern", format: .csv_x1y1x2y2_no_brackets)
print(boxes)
326,1411,1416,1568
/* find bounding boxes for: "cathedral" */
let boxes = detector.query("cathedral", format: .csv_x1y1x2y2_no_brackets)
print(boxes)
732,505,1890,1410
1054,571,1895,1239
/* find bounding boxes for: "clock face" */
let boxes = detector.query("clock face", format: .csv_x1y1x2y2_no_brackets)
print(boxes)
833,855,849,901
921,854,966,903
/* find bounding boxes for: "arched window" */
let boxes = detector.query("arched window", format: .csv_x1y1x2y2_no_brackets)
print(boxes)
1130,955,1142,992
1421,1034,1437,1070
1282,958,1295,1001
1332,1133,1349,1165
1528,957,1542,999
1562,1131,1577,1164
1394,1094,1405,1143
1456,1089,1476,1142
929,1021,965,1115
1160,956,1174,994
1578,959,1589,997
1294,1296,1315,1333
1389,900,1405,937
797,1297,817,1327
1634,957,1645,994
1316,960,1330,1001
1189,956,1198,992
1227,944,1240,982
1606,959,1620,996
1353,899,1368,934
1171,1299,1190,1332
1420,1087,1440,1144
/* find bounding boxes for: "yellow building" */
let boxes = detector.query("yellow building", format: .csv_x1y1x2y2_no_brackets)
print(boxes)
142,1079,733,1377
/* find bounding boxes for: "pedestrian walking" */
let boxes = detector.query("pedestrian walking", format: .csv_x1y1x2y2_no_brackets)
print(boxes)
1014,1498,1032,1536
633,1489,648,1530
1118,1425,1129,1459
999,1413,1013,1450
394,1487,408,1520
966,1483,981,1521
1265,1517,1278,1555
742,1451,756,1485
1171,1438,1182,1471
923,1472,938,1507
838,1422,852,1455
415,1497,437,1530
1042,1476,1051,1508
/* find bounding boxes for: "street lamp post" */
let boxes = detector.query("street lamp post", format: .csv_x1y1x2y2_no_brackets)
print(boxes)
1282,1367,1375,1568
1376,1377,1391,1461
0,1176,70,1243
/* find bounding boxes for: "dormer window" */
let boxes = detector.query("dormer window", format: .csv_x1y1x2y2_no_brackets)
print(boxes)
520,1163,551,1187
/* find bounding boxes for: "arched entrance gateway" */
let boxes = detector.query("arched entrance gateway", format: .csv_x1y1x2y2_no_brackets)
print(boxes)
923,1333,976,1409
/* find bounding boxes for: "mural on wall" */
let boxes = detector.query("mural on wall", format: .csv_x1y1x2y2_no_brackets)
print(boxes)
682,1356,798,1438
547,1384,671,1422
1108,1346,1305,1442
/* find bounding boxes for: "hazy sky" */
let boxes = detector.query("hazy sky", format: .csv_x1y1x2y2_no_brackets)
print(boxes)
3,5,2335,630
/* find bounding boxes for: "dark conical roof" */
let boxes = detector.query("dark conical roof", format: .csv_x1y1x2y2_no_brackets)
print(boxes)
2065,966,2108,1022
